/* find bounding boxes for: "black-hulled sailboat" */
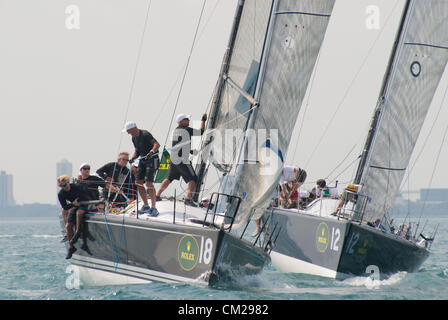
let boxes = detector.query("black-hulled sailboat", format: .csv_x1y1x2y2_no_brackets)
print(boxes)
263,0,448,279
62,0,336,286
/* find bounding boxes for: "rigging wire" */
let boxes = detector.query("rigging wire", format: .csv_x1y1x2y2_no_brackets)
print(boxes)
414,123,448,236
325,144,359,184
108,0,153,202
162,0,209,148
149,0,222,133
398,83,448,225
291,50,322,161
101,2,153,265
298,1,402,171
400,84,448,189
415,93,448,229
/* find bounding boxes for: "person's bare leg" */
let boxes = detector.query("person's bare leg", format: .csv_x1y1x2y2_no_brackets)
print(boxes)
62,209,68,224
156,179,171,198
146,181,156,208
75,210,85,234
66,222,74,244
186,181,196,201
137,179,149,207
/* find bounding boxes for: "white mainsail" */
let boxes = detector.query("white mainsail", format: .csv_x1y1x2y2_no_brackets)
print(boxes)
354,0,448,223
204,0,336,229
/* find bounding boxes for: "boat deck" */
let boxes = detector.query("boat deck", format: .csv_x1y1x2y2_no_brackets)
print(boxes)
273,198,342,219
102,198,228,229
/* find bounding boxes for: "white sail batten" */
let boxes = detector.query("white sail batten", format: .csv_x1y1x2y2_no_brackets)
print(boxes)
355,0,448,223
228,0,336,227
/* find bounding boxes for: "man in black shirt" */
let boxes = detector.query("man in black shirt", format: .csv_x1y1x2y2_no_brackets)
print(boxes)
57,175,91,259
96,152,135,207
76,163,105,201
156,113,206,206
124,122,160,216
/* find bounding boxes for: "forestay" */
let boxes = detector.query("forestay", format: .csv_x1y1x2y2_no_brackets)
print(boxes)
354,0,448,223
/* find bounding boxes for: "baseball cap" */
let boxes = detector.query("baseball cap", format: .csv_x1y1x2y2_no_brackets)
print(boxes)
176,113,191,123
122,121,137,132
79,163,90,171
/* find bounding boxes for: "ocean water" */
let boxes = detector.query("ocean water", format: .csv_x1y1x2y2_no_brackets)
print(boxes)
1,215,447,301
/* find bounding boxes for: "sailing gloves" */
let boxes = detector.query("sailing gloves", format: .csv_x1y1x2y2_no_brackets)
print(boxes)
144,150,156,160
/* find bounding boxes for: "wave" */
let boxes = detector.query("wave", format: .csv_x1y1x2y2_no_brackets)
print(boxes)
342,271,407,289
32,235,60,239
0,235,15,238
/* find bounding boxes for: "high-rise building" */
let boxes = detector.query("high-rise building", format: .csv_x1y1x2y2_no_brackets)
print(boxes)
0,170,15,207
56,159,73,179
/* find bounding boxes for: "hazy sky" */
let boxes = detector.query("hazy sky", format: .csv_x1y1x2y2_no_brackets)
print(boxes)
1,0,447,205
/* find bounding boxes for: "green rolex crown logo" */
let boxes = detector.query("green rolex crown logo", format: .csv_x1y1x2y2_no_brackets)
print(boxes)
316,222,330,253
178,235,199,271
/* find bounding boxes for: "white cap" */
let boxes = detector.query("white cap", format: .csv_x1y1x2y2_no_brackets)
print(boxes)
79,163,90,171
122,121,137,132
176,113,190,124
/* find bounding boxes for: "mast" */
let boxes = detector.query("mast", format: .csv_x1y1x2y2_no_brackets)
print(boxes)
352,0,448,224
354,0,412,185
193,0,246,202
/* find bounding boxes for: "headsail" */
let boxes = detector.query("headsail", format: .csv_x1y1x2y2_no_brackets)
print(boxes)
204,0,336,229
354,0,448,223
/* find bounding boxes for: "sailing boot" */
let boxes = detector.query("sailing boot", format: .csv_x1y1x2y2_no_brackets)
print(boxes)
65,246,77,259
70,231,82,245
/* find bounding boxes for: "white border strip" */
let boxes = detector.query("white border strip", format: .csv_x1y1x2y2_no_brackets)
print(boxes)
270,251,337,279
72,255,208,285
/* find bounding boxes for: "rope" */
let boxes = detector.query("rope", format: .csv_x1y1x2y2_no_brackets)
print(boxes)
103,213,117,270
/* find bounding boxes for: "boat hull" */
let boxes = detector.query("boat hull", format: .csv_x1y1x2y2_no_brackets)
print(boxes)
267,208,429,279
63,214,269,286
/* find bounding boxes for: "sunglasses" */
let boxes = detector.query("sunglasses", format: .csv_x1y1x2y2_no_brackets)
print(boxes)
120,158,129,162
81,167,90,170
59,183,69,188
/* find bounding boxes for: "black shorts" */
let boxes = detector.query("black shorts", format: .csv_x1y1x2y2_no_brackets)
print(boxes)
167,162,197,184
136,157,160,182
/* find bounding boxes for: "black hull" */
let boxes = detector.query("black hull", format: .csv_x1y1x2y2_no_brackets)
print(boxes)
63,214,269,286
267,208,429,279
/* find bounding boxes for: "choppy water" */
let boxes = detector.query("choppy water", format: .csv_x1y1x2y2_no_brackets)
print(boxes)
1,215,447,300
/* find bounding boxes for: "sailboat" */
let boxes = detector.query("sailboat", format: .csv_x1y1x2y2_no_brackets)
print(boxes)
62,0,336,286
264,0,448,279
